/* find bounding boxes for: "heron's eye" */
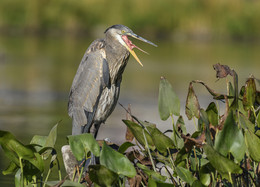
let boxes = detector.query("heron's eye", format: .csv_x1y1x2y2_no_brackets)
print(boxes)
121,30,126,34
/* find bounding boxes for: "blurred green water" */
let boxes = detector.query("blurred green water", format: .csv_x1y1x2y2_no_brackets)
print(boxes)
0,35,260,185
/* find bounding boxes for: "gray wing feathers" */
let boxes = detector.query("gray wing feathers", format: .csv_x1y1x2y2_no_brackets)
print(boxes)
68,39,110,131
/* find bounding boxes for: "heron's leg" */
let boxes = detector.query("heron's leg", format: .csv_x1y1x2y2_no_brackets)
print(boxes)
90,123,101,139
89,123,101,165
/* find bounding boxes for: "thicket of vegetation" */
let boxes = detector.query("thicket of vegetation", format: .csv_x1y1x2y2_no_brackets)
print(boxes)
0,64,260,186
1,0,260,40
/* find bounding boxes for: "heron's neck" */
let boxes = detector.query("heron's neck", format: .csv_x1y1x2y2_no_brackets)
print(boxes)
104,37,130,84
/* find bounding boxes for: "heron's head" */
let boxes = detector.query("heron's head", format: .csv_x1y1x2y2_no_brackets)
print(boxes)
105,24,157,66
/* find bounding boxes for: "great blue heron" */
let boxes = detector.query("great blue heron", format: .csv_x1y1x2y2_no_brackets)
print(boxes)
68,24,157,138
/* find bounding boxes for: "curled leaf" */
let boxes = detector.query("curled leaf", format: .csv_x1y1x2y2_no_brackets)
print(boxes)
243,78,256,111
185,82,200,120
213,63,233,78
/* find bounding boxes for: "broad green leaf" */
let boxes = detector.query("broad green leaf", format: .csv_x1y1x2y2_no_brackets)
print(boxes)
204,144,242,180
123,120,155,150
146,125,174,155
206,102,218,127
228,81,234,106
148,178,173,187
176,166,196,185
26,152,44,172
175,147,188,166
243,78,256,111
30,135,47,152
68,133,100,161
46,180,85,186
239,113,255,132
158,77,180,120
2,162,18,175
45,123,58,148
186,82,200,120
257,112,260,128
214,111,246,162
192,180,205,187
100,142,136,177
137,163,167,182
200,109,213,146
244,129,260,162
0,131,44,172
15,169,21,187
199,163,212,186
118,142,135,154
89,165,119,187
43,123,58,159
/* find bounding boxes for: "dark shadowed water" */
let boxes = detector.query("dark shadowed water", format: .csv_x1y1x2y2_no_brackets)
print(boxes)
0,35,260,185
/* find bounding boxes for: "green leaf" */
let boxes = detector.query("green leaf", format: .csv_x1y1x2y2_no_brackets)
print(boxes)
244,129,260,162
148,178,173,187
185,82,200,120
204,144,242,180
175,147,188,166
137,163,167,182
146,125,174,155
214,111,246,162
15,169,21,187
192,180,205,187
89,165,119,187
122,120,155,150
30,135,47,152
239,113,255,132
257,112,260,128
118,142,135,154
200,109,213,146
2,162,18,175
46,180,85,186
206,102,218,127
100,142,136,177
199,163,212,186
68,133,100,161
243,78,256,111
0,131,44,172
176,116,187,134
43,123,58,159
158,77,180,120
176,166,196,185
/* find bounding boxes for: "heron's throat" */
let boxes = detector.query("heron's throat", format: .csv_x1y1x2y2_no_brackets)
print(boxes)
121,35,147,54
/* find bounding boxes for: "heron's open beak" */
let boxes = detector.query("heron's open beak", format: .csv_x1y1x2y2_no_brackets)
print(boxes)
121,33,157,67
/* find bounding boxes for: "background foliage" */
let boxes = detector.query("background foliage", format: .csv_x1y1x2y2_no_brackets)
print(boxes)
1,0,260,40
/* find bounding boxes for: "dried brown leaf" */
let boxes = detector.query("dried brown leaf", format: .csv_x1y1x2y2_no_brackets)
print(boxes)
181,132,205,152
128,175,142,187
213,63,233,79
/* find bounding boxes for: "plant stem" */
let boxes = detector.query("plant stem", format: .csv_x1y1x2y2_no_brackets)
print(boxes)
142,128,156,172
43,169,51,187
171,115,178,147
167,147,175,171
56,158,62,181
72,167,76,182
78,165,84,183
193,147,199,171
19,157,24,187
